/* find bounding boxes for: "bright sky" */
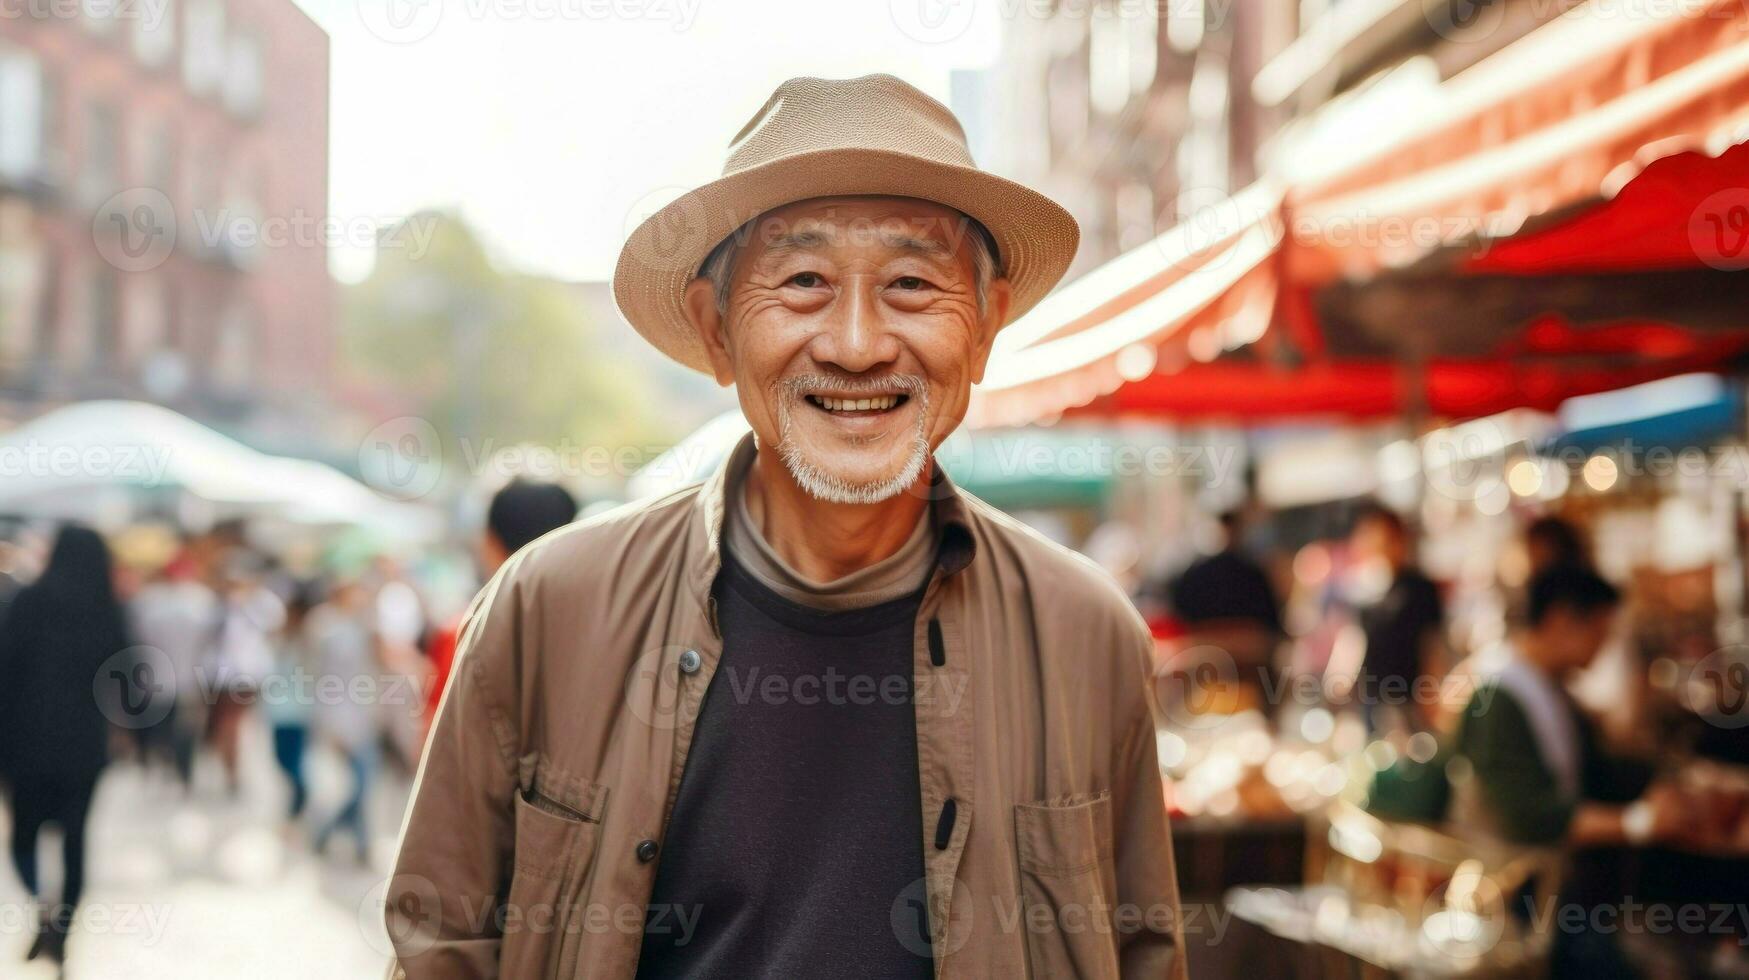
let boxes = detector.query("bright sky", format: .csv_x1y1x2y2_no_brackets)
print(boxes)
291,0,1007,284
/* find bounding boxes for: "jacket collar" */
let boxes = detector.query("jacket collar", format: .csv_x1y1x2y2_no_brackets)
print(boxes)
686,431,976,614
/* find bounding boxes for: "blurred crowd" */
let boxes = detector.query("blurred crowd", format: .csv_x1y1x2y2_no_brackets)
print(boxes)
0,479,579,971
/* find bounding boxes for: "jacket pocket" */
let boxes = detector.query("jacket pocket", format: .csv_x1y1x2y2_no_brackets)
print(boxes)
501,769,607,979
1014,792,1120,980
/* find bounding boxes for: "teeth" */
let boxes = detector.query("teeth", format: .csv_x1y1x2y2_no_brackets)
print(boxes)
813,395,900,412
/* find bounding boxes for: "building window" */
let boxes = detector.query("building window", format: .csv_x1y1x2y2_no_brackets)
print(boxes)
35,254,59,369
1091,1,1162,115
139,117,176,191
78,101,123,208
38,72,63,185
1047,55,1089,158
181,140,219,247
1169,0,1206,53
217,158,263,267
133,0,178,68
1179,52,1230,197
161,278,179,349
1130,2,1159,95
224,32,263,117
212,301,253,389
1089,5,1129,116
182,0,226,96
0,200,47,369
125,272,167,365
0,43,47,183
87,265,120,373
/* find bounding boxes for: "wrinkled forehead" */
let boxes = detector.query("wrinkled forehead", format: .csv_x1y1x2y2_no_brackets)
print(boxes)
740,195,982,263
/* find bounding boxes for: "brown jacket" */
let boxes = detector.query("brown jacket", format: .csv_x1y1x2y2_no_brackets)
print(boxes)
388,436,1186,979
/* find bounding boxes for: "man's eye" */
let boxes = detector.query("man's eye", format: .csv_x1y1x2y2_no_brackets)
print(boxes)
893,276,929,290
786,272,825,288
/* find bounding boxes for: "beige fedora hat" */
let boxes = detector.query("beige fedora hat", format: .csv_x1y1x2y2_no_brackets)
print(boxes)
612,73,1080,373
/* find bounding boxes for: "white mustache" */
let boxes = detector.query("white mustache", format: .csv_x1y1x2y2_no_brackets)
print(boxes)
776,374,926,398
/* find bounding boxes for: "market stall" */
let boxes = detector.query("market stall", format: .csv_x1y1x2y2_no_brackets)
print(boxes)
959,2,1749,976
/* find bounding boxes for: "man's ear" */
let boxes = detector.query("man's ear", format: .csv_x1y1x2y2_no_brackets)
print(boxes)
969,277,1013,386
683,277,736,387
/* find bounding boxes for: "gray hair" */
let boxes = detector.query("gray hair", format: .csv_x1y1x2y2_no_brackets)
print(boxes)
697,212,1000,318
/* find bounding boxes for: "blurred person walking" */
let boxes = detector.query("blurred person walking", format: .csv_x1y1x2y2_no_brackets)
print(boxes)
369,558,429,772
1166,509,1285,706
307,579,383,865
1345,502,1445,734
265,584,320,827
204,555,285,796
129,552,218,790
1168,510,1283,635
0,525,134,966
421,478,577,735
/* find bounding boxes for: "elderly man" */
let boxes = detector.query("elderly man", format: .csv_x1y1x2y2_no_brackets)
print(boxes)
388,74,1185,979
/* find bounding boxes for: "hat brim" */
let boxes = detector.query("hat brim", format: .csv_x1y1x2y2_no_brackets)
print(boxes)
612,147,1080,374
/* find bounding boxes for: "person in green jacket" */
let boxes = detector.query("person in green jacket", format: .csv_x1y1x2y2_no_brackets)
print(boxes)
1453,565,1690,977
1454,566,1680,846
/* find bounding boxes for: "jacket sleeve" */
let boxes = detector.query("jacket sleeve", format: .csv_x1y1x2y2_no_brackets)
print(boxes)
386,559,525,978
1114,625,1188,980
1458,686,1573,845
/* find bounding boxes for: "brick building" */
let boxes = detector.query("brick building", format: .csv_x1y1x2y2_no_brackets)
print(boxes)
967,0,1575,278
0,0,330,433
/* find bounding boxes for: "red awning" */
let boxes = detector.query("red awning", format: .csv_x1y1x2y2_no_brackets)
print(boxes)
971,0,1749,429
1464,139,1749,274
1079,332,1749,423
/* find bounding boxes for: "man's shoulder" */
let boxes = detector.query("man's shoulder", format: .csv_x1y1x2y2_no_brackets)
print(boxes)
958,491,1147,636
1459,672,1534,742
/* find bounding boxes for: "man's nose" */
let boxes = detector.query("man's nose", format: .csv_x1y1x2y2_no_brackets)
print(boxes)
809,276,900,373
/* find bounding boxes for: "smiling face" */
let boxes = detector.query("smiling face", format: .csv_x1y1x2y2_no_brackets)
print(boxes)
684,196,1010,504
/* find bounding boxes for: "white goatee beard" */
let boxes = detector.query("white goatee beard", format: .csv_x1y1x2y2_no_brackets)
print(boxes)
773,376,931,505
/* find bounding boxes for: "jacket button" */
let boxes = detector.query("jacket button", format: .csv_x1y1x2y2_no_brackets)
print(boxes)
678,649,702,674
636,839,659,863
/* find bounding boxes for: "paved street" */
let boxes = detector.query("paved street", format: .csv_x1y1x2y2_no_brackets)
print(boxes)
0,726,413,979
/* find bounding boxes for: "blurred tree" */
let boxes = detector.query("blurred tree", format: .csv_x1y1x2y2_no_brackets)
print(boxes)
342,211,672,493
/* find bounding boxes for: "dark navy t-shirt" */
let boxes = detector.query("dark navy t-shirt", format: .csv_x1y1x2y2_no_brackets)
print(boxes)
633,551,934,978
